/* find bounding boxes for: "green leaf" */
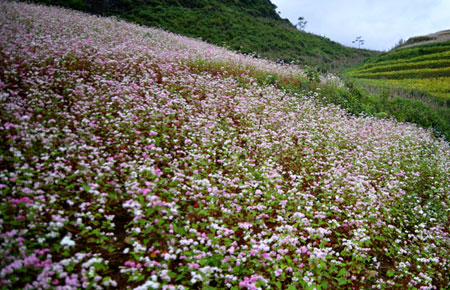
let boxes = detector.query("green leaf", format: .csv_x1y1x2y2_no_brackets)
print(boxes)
90,229,101,236
337,268,349,277
101,276,111,283
337,277,347,286
82,184,91,192
174,225,185,235
92,262,107,271
86,281,96,290
329,264,338,273
274,281,282,289
175,272,186,282
387,269,395,277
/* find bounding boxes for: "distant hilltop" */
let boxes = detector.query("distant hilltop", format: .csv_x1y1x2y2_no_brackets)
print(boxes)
396,29,450,49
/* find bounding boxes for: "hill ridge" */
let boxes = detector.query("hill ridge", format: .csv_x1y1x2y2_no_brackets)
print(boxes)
396,29,450,49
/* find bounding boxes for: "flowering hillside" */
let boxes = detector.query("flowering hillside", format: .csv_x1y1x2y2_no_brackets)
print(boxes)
1,2,450,289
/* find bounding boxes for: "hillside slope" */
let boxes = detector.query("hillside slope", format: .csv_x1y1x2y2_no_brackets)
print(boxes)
1,2,450,289
27,0,378,70
345,40,450,112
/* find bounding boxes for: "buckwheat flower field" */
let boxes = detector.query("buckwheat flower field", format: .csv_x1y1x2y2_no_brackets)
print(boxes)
1,1,449,289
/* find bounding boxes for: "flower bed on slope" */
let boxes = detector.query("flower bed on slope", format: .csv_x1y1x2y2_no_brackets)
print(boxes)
1,2,450,289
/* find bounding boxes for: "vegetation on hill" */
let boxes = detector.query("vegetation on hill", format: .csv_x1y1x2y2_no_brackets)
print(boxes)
1,2,450,289
347,41,450,78
27,0,378,71
343,40,450,138
345,41,450,100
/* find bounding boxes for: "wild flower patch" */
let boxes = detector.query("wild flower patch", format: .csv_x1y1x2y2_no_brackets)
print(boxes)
0,2,449,289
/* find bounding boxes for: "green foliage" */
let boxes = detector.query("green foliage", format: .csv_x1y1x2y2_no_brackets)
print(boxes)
304,65,320,84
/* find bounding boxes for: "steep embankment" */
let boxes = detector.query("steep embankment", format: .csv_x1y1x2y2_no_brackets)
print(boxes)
27,0,378,70
1,2,450,289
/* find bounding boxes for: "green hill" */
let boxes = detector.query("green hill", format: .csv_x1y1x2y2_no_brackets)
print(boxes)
345,41,450,105
27,0,378,71
339,39,450,139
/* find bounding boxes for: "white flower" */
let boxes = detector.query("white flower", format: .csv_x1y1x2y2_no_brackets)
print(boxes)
60,235,75,247
82,257,103,268
133,280,160,290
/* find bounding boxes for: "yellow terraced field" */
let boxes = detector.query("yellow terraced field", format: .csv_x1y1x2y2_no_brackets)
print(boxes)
350,66,450,79
345,40,450,103
351,59,450,74
357,77,450,101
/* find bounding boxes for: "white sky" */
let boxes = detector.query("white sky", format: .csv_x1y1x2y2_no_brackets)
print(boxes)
270,0,450,51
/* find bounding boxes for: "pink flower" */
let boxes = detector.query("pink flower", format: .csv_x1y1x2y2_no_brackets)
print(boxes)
274,269,282,277
188,262,200,269
124,261,136,267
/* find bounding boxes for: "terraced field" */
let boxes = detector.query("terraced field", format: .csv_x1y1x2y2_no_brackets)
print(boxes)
345,41,450,104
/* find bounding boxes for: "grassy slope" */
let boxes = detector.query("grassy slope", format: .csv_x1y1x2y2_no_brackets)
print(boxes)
1,2,450,289
27,0,378,71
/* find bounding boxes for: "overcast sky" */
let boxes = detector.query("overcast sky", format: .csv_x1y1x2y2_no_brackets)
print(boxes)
270,0,450,51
